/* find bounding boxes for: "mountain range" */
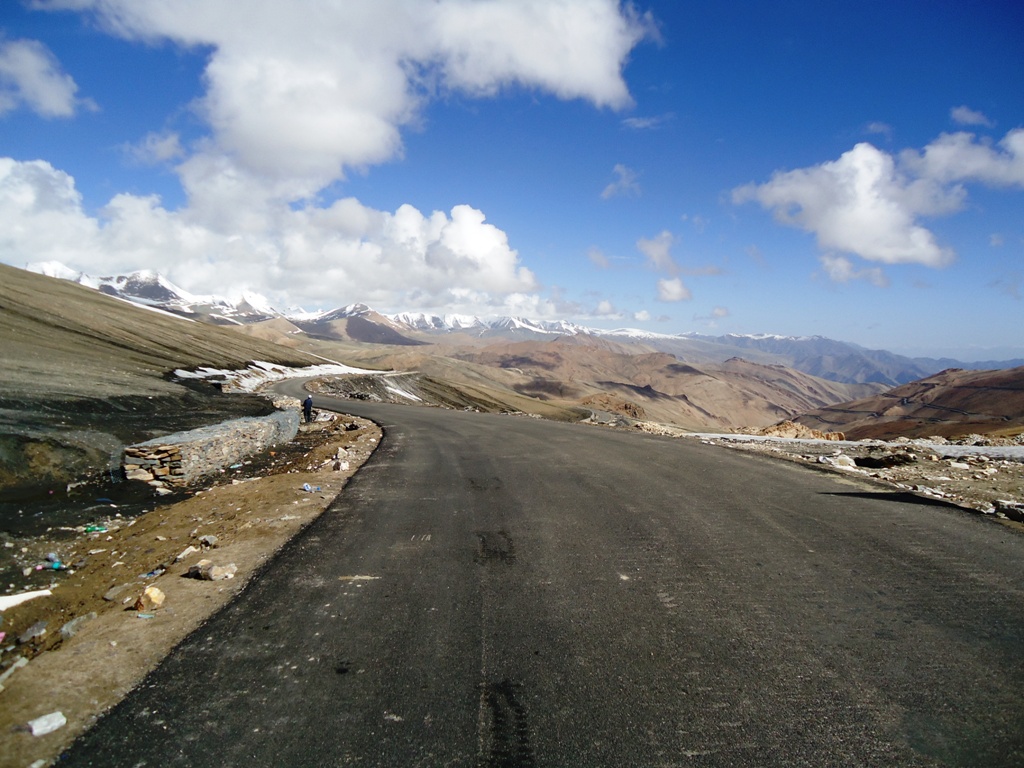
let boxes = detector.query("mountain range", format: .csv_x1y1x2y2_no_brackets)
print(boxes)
29,261,1022,388
4,262,1022,498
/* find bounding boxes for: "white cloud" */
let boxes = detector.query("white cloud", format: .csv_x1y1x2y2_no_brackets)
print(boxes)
950,105,993,127
6,0,647,313
0,157,537,310
865,121,893,140
126,131,186,165
657,276,690,302
41,0,651,202
0,36,93,118
901,129,1024,188
587,246,611,269
601,163,641,199
7,0,653,313
733,142,956,269
633,309,650,321
735,128,1024,284
637,230,677,273
622,114,669,130
819,254,889,287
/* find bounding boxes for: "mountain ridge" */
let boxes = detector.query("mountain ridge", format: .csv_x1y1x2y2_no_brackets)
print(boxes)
26,262,1024,387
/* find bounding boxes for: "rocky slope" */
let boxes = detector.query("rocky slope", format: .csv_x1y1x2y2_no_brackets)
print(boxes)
793,366,1024,440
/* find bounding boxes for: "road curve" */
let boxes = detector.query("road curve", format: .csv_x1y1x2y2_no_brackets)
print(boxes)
61,389,1024,767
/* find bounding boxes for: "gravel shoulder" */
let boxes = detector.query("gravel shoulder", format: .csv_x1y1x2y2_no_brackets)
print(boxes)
0,415,381,768
683,432,1024,526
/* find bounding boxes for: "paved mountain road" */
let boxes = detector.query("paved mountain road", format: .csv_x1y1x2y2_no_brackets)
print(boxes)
61,391,1024,766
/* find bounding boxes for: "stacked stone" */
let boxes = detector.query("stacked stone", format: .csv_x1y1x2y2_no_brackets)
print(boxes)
123,444,186,487
122,411,300,490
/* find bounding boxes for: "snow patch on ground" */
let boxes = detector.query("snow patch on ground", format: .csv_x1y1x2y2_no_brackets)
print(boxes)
174,360,377,392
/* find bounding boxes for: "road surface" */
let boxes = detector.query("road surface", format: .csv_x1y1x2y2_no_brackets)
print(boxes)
61,391,1024,766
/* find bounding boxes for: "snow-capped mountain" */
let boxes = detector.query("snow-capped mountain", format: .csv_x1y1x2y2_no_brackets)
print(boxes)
27,262,281,325
25,262,1023,385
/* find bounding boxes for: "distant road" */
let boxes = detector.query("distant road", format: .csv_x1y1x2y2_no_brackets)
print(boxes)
62,387,1024,766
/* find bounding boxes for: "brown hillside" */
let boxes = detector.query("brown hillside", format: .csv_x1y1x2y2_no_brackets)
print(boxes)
451,338,878,430
794,366,1024,440
0,264,322,494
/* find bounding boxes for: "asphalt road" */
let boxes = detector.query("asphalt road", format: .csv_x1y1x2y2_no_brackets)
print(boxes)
61,391,1024,767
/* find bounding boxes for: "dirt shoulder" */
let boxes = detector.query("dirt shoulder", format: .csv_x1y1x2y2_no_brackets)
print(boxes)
0,414,381,768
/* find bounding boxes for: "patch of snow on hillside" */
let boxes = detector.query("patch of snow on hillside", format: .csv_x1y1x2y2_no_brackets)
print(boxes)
174,360,378,392
386,384,422,402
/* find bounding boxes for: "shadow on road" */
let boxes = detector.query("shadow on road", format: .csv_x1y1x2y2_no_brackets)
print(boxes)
821,490,970,510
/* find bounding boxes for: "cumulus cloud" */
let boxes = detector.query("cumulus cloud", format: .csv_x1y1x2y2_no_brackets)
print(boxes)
637,230,678,273
819,254,889,287
950,105,993,127
901,129,1024,187
657,276,690,302
39,0,651,202
0,157,537,310
126,131,186,165
633,309,650,321
865,121,893,140
601,163,640,199
733,143,956,268
0,36,93,117
734,128,1024,283
10,0,654,312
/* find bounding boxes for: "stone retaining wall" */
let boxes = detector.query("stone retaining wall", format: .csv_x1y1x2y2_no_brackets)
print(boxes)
123,411,300,491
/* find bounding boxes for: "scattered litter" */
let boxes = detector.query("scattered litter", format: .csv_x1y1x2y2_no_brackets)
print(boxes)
60,612,97,639
175,545,200,563
0,656,28,690
85,525,108,533
0,589,52,612
302,483,321,492
18,620,48,644
139,567,166,579
338,575,381,582
27,711,66,736
137,613,155,620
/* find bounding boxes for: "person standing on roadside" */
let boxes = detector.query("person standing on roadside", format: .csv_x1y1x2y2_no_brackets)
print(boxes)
303,395,313,423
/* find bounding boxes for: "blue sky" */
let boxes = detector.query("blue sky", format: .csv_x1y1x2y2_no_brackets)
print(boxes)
1,1,1022,360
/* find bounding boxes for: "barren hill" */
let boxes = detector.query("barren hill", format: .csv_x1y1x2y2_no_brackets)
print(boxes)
793,366,1024,440
0,264,321,496
447,338,879,430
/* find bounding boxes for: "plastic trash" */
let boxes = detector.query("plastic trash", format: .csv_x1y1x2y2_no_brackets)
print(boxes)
303,483,312,492
85,525,107,533
28,711,66,736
